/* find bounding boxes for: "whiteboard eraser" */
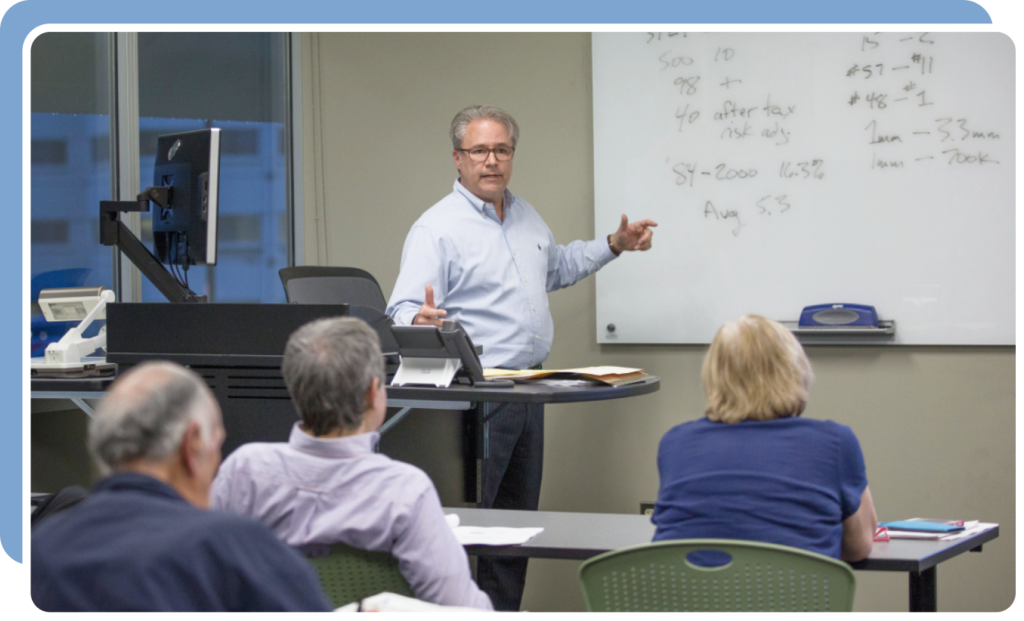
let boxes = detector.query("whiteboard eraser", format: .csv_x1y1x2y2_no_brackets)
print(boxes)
799,304,878,327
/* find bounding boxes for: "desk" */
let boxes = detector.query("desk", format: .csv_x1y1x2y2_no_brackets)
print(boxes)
444,507,999,613
32,375,660,504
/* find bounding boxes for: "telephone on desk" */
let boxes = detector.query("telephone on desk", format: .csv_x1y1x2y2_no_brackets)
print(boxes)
390,321,514,388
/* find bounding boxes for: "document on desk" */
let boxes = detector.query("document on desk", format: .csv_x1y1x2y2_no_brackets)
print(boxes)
883,519,995,540
451,526,544,546
937,522,997,542
445,515,544,546
483,366,649,387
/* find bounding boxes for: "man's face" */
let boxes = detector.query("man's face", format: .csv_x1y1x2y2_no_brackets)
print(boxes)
453,118,514,204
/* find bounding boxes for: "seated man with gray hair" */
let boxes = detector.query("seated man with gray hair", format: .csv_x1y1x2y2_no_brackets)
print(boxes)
31,361,331,612
211,317,492,610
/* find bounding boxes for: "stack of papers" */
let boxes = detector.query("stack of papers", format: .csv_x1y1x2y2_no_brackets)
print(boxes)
882,518,996,541
483,366,650,387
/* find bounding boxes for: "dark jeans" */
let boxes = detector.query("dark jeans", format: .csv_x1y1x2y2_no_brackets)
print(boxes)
475,401,544,611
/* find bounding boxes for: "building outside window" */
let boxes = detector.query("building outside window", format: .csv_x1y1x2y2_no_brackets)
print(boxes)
136,33,289,303
31,33,290,351
30,33,112,356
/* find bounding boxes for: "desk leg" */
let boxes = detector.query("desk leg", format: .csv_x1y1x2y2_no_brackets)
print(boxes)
70,397,96,418
909,567,937,612
462,402,512,506
463,404,483,505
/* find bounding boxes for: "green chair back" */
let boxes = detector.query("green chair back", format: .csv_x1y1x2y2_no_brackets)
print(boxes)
298,542,414,608
578,539,856,612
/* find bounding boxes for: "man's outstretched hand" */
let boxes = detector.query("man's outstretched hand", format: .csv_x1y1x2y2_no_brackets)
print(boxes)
609,214,658,254
413,284,447,327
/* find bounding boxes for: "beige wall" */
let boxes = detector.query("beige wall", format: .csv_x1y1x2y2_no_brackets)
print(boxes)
300,32,1014,612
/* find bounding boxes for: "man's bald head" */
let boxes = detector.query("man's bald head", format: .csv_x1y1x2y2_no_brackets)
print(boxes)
88,361,220,475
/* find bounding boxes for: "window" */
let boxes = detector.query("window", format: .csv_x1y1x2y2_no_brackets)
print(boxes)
136,33,289,303
30,33,112,355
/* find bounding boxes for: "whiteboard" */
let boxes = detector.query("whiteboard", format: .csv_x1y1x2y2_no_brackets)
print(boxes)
592,33,1014,345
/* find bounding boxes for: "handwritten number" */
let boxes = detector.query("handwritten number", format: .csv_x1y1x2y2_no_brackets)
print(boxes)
674,76,700,95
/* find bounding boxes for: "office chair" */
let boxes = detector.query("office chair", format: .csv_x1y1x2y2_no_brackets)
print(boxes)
297,542,414,608
278,266,387,312
578,538,856,612
30,485,90,528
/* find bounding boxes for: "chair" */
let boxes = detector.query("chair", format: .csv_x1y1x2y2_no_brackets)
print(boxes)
297,542,414,608
30,485,90,528
578,539,856,612
279,266,387,311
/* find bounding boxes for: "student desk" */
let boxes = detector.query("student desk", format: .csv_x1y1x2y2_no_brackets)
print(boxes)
444,507,999,612
31,375,661,504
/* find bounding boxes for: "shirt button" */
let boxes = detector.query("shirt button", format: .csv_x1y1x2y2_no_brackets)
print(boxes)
536,335,540,340
523,278,527,283
532,307,536,311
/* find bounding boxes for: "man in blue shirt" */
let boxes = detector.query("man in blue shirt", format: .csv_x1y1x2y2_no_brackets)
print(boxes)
387,105,656,610
31,361,332,612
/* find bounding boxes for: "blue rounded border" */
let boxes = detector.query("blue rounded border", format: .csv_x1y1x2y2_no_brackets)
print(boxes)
0,0,991,614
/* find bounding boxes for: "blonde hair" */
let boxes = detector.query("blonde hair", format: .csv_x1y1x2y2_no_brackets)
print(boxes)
702,315,814,423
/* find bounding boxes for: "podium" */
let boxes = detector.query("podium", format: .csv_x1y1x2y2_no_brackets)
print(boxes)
105,303,350,453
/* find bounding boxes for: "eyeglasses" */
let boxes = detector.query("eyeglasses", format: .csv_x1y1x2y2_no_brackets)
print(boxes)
458,146,515,162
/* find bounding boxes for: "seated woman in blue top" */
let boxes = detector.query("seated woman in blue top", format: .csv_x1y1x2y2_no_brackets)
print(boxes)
652,315,878,562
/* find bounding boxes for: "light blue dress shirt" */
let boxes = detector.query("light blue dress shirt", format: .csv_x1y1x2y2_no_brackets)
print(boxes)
387,180,617,369
210,424,492,610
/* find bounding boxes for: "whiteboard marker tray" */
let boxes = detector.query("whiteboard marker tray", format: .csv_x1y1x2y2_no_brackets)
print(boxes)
780,320,896,345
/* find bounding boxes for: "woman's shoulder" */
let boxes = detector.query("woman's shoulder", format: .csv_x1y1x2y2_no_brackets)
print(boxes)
658,417,716,447
787,416,862,446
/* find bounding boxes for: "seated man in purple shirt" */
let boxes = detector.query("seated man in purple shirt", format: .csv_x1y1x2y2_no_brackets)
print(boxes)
211,317,492,610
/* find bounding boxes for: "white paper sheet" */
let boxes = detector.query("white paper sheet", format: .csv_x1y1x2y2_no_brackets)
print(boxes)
450,526,544,546
562,366,642,375
335,591,482,612
938,522,998,542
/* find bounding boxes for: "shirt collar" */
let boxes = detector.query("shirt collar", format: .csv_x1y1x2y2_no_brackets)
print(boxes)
94,471,188,504
287,422,380,459
453,178,514,216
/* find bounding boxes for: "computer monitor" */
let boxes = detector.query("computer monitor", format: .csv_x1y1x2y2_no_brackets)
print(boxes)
151,128,221,267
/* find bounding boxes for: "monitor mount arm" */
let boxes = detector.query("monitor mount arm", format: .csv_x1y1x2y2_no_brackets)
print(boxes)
100,188,206,303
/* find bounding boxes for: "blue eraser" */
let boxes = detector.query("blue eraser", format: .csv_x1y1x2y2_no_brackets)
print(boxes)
799,304,878,327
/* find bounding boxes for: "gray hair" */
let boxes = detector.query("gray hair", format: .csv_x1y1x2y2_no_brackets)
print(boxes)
88,361,218,476
281,317,385,436
450,105,520,150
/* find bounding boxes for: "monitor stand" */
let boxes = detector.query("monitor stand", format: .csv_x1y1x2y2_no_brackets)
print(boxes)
99,188,206,303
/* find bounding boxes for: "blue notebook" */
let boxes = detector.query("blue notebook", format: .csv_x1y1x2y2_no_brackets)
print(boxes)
879,520,965,533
